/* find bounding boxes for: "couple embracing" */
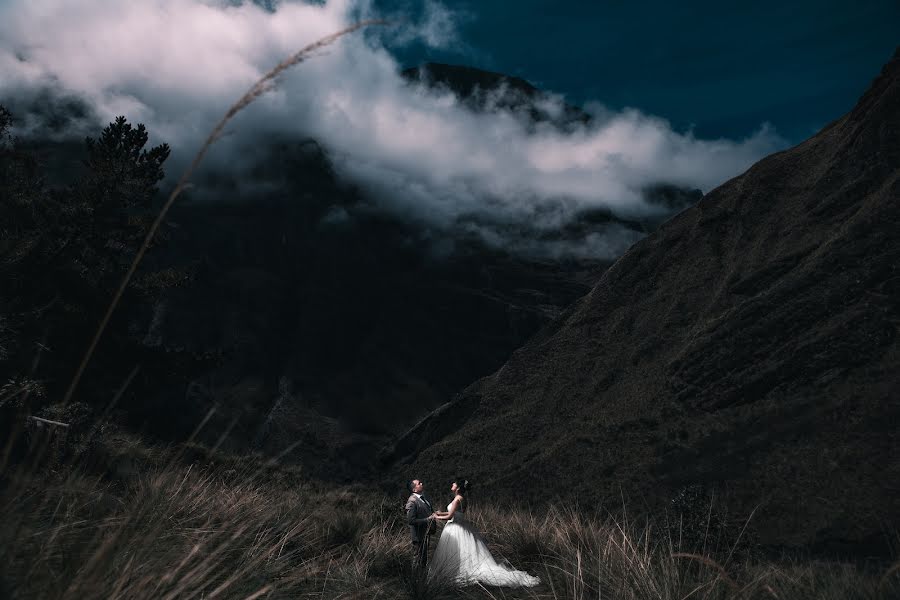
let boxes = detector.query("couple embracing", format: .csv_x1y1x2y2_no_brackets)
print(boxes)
405,477,541,588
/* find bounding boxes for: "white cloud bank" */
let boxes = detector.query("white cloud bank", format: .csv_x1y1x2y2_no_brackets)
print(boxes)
0,0,787,258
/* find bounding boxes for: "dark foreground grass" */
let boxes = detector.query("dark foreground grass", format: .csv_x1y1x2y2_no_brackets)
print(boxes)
1,435,898,600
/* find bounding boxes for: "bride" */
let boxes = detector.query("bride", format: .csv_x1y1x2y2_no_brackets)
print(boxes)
430,478,541,587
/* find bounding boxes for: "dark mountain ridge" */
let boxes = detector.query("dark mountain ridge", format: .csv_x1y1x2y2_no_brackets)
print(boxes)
391,49,900,554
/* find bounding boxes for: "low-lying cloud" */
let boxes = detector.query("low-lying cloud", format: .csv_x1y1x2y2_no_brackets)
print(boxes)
0,0,787,259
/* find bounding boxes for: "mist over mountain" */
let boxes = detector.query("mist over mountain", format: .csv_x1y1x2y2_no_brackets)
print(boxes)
0,0,784,260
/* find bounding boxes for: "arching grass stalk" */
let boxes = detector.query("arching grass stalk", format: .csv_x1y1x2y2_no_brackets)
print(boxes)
61,19,388,406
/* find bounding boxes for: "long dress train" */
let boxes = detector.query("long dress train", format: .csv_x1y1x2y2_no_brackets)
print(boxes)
430,503,541,587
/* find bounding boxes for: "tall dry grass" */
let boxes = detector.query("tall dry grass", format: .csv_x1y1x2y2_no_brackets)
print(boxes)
2,438,897,600
460,505,899,600
2,457,312,598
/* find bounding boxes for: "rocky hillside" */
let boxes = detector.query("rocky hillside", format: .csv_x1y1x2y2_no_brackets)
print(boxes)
391,49,900,553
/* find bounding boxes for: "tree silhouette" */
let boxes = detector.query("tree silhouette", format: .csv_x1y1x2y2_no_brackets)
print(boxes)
0,108,187,427
77,116,170,212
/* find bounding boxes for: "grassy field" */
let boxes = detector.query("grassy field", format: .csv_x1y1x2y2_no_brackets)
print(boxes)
2,428,898,600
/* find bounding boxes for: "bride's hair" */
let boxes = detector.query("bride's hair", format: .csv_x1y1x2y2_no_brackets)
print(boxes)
455,478,472,495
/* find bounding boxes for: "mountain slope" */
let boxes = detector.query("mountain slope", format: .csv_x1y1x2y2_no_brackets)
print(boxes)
393,49,900,552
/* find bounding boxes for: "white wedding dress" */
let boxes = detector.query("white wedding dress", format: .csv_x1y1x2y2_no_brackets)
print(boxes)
430,502,541,587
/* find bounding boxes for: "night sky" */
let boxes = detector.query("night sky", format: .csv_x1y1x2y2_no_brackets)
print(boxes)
377,0,900,143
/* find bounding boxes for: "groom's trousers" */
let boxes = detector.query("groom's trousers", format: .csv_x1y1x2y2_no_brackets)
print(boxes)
412,535,429,568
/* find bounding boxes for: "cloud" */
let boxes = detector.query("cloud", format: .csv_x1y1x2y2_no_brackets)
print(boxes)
0,0,787,259
366,0,469,50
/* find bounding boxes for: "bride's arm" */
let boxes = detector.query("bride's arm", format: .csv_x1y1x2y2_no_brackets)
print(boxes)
434,497,460,521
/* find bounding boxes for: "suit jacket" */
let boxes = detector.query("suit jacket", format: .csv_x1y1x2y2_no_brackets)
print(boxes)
405,493,436,543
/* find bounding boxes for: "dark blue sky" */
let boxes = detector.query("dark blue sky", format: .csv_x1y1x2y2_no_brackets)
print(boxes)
376,0,899,143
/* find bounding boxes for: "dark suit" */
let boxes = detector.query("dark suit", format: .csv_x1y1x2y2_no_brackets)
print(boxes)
405,493,436,567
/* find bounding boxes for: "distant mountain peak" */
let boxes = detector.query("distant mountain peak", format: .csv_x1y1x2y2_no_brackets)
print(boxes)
401,62,591,129
402,62,542,98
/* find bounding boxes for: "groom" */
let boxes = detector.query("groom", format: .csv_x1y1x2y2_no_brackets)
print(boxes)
405,478,436,568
